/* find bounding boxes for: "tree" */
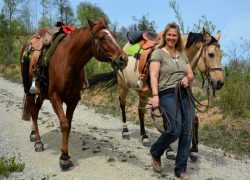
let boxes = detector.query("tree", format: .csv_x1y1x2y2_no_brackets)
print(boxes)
3,0,22,31
19,3,32,33
53,0,74,24
192,15,216,34
169,0,216,34
131,14,156,32
169,0,185,34
62,5,74,24
76,2,110,27
39,0,51,28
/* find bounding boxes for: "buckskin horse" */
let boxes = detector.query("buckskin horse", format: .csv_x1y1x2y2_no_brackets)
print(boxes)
20,17,128,170
117,28,224,161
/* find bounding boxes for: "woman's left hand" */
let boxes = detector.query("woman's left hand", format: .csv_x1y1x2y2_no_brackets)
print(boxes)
181,76,189,88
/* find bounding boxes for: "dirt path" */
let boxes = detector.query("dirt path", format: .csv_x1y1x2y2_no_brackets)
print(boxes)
0,76,249,180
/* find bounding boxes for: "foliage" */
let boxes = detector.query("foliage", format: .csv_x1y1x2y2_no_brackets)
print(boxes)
192,15,216,34
200,117,250,157
218,59,250,118
76,2,110,27
0,155,25,178
131,14,157,32
84,58,113,77
169,0,216,34
169,0,185,34
53,0,75,24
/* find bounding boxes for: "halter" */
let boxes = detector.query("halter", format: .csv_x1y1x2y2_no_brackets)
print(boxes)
201,43,223,81
91,29,121,70
198,42,223,106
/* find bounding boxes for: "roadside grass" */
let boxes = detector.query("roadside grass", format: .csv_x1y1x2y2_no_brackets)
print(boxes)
0,64,22,83
199,116,250,158
0,155,25,178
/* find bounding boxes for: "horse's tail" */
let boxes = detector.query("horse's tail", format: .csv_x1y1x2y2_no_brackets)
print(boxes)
87,71,117,89
21,94,31,121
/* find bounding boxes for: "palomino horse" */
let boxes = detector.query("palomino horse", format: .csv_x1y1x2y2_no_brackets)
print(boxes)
118,29,224,160
20,17,127,170
197,39,224,97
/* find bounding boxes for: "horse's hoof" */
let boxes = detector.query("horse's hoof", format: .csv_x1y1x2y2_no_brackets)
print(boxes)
122,130,130,140
60,160,73,171
30,131,36,142
142,135,151,147
189,152,198,162
166,149,176,160
34,141,44,152
59,154,73,170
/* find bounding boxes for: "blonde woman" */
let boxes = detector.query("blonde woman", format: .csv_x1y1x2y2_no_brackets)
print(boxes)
149,22,194,180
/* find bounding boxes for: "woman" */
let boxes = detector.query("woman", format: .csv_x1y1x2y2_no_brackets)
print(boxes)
149,22,194,179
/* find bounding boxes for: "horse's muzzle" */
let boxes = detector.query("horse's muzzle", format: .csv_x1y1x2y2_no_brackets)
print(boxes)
211,79,224,90
117,55,128,69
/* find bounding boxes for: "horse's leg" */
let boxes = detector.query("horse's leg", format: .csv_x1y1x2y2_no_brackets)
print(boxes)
118,81,129,139
57,100,79,170
50,93,72,170
213,89,216,97
30,122,36,142
138,94,150,146
190,115,199,162
26,94,44,152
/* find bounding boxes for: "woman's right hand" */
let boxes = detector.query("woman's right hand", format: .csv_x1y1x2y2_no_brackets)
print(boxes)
151,95,159,110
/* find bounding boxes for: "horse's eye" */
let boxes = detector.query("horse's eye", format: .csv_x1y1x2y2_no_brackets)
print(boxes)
208,53,214,58
99,37,106,42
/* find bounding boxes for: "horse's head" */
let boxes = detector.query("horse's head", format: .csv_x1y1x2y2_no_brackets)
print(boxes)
198,30,224,90
88,17,128,70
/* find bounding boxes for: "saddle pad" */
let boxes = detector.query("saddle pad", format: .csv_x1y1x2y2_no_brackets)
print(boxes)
124,43,143,57
43,33,66,65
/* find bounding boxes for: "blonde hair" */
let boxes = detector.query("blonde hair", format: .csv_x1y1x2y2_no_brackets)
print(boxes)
156,22,183,51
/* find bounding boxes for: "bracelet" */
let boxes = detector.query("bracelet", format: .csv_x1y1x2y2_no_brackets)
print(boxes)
152,94,158,96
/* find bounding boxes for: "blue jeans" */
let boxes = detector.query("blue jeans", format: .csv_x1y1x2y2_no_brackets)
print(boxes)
150,87,195,175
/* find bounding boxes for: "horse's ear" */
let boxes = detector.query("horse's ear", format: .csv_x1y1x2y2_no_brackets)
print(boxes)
215,30,221,41
202,27,208,35
202,27,211,43
99,16,108,26
87,18,96,28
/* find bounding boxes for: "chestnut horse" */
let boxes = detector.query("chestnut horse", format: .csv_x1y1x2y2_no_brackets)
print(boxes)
20,17,127,170
118,29,223,160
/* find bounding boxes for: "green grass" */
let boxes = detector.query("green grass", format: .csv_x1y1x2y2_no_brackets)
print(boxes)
0,155,25,178
200,117,250,157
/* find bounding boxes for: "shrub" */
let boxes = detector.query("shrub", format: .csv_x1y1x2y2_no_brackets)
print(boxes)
218,60,250,118
0,155,25,178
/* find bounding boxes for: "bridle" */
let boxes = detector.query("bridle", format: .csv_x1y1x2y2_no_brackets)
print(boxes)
91,29,122,70
196,42,223,106
201,43,223,80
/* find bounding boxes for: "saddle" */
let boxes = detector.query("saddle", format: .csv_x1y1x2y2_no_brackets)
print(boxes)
22,23,76,95
125,31,161,92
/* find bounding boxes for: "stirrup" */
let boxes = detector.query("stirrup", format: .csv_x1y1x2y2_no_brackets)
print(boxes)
29,79,38,94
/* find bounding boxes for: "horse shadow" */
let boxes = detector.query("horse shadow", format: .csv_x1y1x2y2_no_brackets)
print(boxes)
38,125,159,171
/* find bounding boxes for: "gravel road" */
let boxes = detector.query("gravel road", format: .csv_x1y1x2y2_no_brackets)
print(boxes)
0,76,249,180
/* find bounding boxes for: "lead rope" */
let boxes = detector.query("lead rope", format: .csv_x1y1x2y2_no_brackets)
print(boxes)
116,70,170,133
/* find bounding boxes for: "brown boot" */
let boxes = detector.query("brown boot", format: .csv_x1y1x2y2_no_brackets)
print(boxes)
176,172,191,180
151,155,161,172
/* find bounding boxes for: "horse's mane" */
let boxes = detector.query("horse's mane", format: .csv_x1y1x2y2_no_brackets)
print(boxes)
185,32,218,48
68,28,90,48
67,19,107,49
207,36,218,46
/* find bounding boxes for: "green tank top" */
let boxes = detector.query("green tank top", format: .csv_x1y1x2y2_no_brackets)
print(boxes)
149,49,189,92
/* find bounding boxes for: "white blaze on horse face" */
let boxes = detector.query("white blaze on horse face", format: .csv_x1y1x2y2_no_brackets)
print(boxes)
102,29,120,49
